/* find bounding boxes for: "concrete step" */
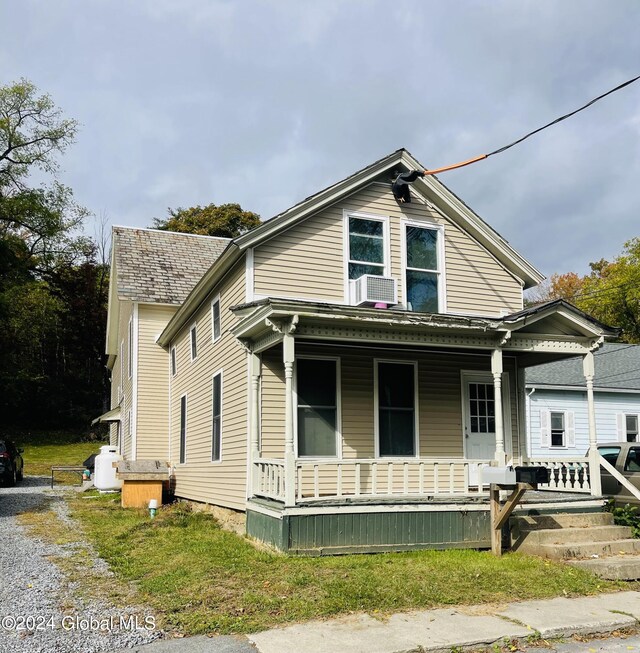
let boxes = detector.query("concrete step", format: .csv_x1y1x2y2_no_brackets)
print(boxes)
568,555,640,580
513,525,633,548
517,538,640,560
510,512,614,531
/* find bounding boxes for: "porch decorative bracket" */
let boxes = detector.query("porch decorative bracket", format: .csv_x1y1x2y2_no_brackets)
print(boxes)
498,330,512,347
589,335,605,352
265,314,299,335
237,338,253,353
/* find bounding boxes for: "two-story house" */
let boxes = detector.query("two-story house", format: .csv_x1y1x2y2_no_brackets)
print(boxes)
102,148,617,554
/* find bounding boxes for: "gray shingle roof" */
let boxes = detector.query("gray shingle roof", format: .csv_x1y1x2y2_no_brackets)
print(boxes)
525,343,640,391
113,227,230,304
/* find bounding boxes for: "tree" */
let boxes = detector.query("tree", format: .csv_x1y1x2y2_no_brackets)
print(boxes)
0,78,88,272
152,203,261,238
526,238,640,343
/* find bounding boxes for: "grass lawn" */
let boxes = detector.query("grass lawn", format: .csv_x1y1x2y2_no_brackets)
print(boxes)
68,492,623,636
8,431,107,481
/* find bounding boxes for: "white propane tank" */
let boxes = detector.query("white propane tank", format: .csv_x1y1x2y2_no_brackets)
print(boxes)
94,445,123,491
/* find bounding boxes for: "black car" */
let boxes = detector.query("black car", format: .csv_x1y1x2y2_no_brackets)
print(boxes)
0,440,24,486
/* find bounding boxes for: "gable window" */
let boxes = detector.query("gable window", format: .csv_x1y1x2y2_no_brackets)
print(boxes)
376,361,417,457
190,324,197,361
211,297,221,343
626,415,639,442
347,215,388,280
297,358,338,457
179,395,187,464
550,411,565,447
127,317,133,379
403,223,443,313
170,346,177,377
212,371,222,462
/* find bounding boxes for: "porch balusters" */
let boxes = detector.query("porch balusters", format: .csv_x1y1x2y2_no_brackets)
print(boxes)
584,350,602,496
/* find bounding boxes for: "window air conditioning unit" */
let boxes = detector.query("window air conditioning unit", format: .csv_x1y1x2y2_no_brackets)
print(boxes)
353,275,397,306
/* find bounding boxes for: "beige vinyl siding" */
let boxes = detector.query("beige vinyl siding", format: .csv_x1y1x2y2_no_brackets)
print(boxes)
259,343,522,463
254,181,523,315
109,300,134,458
169,259,248,511
136,304,176,460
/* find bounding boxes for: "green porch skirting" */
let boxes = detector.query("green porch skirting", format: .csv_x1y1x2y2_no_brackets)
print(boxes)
246,496,605,555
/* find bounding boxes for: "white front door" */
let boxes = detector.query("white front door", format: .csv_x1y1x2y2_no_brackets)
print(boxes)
462,373,510,485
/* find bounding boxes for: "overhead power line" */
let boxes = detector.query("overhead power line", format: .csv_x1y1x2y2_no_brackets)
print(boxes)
420,74,640,176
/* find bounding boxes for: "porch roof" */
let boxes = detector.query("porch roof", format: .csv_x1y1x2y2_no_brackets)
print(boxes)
230,298,615,357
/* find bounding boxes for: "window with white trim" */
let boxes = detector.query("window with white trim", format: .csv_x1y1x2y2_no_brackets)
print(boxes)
347,215,387,280
170,346,177,377
297,358,338,457
404,223,442,313
190,324,197,361
377,361,416,457
550,411,565,447
211,297,221,342
626,414,639,442
127,317,133,378
212,372,222,462
179,395,187,464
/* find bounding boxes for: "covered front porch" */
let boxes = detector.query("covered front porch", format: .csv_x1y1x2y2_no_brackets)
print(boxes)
231,298,615,552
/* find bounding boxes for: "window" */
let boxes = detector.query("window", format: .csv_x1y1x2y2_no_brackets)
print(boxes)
211,297,221,342
404,223,442,313
624,446,640,472
598,445,620,466
297,358,338,457
170,346,177,377
626,415,639,442
550,411,565,447
212,372,222,462
347,215,387,280
469,383,495,433
190,324,197,361
179,395,187,464
127,317,133,378
377,361,416,457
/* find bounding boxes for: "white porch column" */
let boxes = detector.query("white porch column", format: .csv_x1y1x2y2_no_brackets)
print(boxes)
492,349,506,464
249,351,261,465
283,329,296,506
584,351,602,496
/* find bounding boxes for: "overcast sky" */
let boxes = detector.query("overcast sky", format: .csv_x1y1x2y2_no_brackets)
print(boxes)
1,0,639,277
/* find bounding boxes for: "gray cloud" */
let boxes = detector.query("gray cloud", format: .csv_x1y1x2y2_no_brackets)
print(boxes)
1,0,639,277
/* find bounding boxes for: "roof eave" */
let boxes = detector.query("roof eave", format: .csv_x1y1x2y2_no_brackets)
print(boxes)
157,242,242,348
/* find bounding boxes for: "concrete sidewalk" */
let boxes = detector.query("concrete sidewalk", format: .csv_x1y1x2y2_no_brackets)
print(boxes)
111,591,640,653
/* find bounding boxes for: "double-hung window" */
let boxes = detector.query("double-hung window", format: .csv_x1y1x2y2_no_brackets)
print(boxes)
404,223,443,313
296,358,338,457
550,411,565,447
179,395,187,464
211,297,221,343
626,415,639,442
190,324,197,361
128,317,133,378
377,361,417,457
212,372,222,461
170,346,177,377
347,215,387,280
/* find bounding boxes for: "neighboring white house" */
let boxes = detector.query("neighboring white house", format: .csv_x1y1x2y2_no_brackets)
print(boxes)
526,343,640,457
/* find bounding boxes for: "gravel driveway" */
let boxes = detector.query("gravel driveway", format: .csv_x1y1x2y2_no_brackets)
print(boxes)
0,477,162,653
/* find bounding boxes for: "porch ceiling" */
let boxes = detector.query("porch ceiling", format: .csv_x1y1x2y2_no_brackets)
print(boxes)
230,298,610,358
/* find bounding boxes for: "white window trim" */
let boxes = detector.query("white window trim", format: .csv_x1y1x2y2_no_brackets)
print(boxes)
211,369,223,464
293,355,342,460
179,394,188,464
210,295,221,344
549,409,568,449
374,359,420,459
189,323,198,362
624,413,640,442
170,346,177,378
400,218,446,313
342,210,391,305
127,317,133,379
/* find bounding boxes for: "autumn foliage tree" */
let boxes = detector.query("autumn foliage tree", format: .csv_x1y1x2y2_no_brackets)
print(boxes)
152,203,260,238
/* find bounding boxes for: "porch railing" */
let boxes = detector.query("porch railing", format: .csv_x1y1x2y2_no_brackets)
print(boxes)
523,457,591,493
252,458,493,503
